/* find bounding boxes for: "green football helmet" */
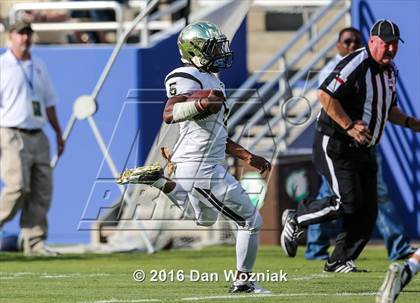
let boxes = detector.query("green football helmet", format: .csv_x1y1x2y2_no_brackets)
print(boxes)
178,21,233,73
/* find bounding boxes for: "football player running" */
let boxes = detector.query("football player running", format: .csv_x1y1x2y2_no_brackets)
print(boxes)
376,248,420,303
118,22,272,293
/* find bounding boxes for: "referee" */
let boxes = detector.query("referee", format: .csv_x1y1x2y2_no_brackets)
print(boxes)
280,19,420,272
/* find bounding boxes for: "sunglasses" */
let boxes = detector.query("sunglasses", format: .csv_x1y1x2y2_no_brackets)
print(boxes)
342,38,361,46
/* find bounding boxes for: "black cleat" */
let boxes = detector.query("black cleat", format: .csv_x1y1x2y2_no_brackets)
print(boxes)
396,247,417,260
229,281,271,294
280,209,303,257
324,260,367,273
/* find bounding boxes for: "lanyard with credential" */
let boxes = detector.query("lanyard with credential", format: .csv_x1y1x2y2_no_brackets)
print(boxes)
12,52,43,118
12,51,34,92
17,59,34,92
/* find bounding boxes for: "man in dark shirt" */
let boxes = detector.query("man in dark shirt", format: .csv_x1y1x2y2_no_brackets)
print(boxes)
280,19,420,272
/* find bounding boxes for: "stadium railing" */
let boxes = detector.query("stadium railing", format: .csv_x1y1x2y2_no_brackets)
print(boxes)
7,0,188,45
199,0,333,7
9,1,125,38
226,0,351,153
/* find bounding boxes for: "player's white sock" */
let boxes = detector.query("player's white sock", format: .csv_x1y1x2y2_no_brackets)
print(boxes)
235,212,262,273
236,230,259,272
407,248,420,275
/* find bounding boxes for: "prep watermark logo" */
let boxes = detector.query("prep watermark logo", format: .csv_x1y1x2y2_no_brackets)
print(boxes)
132,269,288,283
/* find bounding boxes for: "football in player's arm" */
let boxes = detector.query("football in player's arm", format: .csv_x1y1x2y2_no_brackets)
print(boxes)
162,89,271,175
163,89,225,123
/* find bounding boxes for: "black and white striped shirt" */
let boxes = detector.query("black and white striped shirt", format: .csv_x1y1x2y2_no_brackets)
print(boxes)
319,46,398,146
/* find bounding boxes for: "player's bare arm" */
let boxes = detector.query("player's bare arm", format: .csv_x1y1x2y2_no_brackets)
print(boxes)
225,138,271,174
388,106,420,132
163,89,225,124
317,89,372,144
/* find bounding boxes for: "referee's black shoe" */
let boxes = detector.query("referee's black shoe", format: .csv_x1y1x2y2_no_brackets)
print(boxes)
324,260,368,273
280,209,303,257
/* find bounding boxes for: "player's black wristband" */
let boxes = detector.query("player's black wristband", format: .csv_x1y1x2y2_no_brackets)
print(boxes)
404,116,412,128
345,121,355,131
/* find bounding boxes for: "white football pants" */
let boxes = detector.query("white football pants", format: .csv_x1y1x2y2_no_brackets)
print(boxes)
165,162,262,273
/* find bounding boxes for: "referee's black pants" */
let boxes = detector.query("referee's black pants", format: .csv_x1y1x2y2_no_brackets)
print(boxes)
296,130,378,263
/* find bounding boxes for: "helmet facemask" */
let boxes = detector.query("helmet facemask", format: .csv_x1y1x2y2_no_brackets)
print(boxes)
198,34,233,73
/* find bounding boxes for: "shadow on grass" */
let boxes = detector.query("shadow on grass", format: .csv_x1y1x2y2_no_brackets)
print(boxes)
404,290,420,294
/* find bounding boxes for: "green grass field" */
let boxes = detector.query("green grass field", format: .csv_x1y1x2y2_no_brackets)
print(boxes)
1,245,418,303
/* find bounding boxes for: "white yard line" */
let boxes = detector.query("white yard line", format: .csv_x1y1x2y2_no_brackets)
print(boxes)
81,292,377,303
0,272,36,276
41,273,111,278
179,292,377,301
290,273,332,281
81,300,161,303
42,274,72,278
1,272,111,279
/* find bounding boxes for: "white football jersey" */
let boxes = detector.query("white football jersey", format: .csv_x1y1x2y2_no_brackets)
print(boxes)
164,66,229,165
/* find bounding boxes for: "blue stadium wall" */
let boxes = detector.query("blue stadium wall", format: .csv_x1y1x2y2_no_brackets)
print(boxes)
352,0,420,238
1,21,247,243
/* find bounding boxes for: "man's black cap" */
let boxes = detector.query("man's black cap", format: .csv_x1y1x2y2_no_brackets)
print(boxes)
8,20,34,33
370,19,404,43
